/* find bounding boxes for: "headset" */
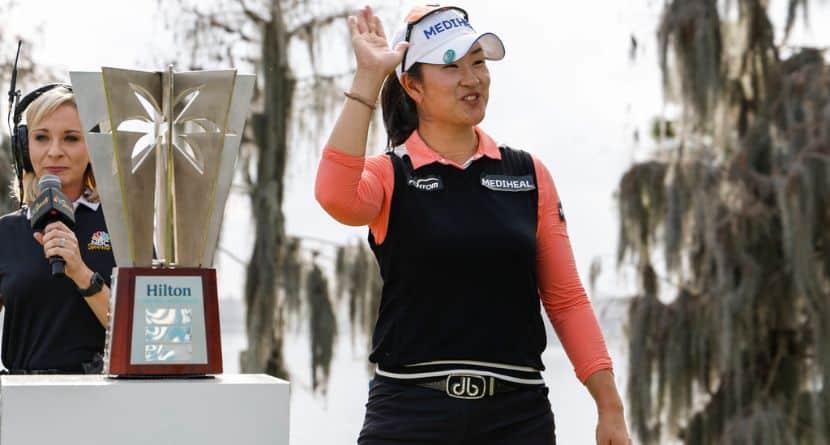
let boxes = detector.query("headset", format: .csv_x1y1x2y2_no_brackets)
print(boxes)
11,83,74,176
6,41,72,207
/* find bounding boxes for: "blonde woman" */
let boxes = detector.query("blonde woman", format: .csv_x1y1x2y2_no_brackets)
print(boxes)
0,84,113,374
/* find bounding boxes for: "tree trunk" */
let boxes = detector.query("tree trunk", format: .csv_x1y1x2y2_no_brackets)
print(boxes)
239,5,295,378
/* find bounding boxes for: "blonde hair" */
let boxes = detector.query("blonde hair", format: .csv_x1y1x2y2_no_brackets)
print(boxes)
13,85,99,206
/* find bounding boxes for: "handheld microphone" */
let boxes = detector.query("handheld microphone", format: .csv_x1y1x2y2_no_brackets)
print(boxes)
30,175,76,277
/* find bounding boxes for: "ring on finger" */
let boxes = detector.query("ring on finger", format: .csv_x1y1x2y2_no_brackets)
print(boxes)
59,238,66,248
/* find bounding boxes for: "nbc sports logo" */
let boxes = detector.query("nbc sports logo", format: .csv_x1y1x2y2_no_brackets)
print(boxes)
88,231,112,251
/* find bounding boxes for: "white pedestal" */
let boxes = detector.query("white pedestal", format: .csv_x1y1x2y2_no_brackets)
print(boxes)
0,374,289,445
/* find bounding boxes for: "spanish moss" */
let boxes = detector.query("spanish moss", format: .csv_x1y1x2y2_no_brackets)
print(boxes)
333,241,383,364
621,1,830,443
281,237,304,330
307,253,336,396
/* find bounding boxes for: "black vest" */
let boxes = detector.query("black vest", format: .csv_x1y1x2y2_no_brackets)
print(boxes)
0,205,115,372
368,146,547,371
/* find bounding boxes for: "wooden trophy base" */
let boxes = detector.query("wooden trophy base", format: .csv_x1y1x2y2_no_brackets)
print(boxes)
105,267,223,376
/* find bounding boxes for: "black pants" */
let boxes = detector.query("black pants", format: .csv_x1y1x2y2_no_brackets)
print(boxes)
358,378,556,445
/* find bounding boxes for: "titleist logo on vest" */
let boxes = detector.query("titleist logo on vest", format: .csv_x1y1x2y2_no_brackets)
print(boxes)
480,174,536,192
407,176,444,192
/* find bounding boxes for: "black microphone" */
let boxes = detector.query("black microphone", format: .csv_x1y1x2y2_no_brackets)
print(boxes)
30,175,76,277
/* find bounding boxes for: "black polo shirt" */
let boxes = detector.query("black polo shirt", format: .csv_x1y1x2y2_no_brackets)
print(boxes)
368,145,547,374
0,201,115,372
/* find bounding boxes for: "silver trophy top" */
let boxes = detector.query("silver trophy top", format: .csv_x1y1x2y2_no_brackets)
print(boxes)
70,66,255,268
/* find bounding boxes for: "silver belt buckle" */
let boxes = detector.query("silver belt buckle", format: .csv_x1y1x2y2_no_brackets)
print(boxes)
445,374,488,399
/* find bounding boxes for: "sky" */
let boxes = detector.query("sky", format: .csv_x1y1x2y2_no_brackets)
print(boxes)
4,0,830,442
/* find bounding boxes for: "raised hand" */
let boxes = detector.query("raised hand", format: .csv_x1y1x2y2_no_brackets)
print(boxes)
347,6,408,78
323,6,402,157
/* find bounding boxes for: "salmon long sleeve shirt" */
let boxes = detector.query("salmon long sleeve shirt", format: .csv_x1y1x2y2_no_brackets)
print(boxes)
315,127,612,384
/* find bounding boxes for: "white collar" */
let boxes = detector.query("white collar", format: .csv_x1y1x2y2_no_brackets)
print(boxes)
26,194,100,220
74,194,100,212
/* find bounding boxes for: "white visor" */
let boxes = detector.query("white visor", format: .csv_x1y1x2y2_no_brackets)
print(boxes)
392,7,506,77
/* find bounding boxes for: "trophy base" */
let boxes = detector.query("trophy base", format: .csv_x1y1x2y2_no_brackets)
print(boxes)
105,267,223,376
108,373,216,380
1,374,289,445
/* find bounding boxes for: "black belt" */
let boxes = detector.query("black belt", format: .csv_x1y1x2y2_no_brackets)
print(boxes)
394,374,524,399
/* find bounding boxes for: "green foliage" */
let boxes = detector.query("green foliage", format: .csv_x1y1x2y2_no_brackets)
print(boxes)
621,1,830,443
650,117,677,142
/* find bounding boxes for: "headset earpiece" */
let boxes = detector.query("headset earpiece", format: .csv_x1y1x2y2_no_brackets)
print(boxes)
11,123,31,177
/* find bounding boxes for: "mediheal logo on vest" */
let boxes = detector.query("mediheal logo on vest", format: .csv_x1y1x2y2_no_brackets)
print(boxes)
481,174,536,192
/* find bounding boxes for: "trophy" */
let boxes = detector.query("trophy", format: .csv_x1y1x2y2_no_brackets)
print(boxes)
70,67,255,376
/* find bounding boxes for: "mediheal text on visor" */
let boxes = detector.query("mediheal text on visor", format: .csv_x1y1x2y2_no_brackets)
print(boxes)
422,18,473,40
